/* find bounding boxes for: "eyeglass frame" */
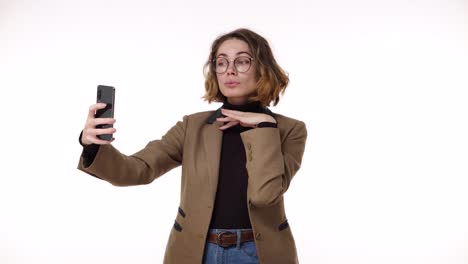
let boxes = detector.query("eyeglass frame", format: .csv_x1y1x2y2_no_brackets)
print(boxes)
212,56,255,74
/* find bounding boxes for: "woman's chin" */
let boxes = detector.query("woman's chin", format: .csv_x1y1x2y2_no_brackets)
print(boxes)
222,91,245,99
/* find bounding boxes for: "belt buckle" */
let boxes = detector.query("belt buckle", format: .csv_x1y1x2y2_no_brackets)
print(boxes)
216,231,234,248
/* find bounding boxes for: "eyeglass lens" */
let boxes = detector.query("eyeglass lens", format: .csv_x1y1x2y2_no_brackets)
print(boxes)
215,56,252,73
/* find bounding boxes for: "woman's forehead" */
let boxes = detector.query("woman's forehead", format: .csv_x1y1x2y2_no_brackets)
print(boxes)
216,39,252,56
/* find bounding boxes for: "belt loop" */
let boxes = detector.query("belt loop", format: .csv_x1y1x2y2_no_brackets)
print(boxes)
236,230,241,249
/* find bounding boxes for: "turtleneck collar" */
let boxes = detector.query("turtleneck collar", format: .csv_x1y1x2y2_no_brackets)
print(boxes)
221,100,262,113
206,100,275,124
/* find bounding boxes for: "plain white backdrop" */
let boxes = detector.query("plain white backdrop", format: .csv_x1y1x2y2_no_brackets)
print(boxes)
0,0,467,263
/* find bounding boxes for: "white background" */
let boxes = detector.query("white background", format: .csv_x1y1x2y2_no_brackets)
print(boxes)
1,0,467,263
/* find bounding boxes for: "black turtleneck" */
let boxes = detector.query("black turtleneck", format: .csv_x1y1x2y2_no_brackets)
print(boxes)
209,100,277,229
79,101,277,229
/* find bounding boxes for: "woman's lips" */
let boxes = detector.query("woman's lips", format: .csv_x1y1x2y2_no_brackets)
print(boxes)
225,81,240,88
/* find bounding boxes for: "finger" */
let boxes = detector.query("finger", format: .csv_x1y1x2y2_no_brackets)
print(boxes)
219,121,239,130
88,136,114,145
93,127,117,135
221,109,245,117
88,103,107,119
90,118,116,127
83,127,116,138
216,116,237,122
220,109,236,118
221,108,243,114
219,113,255,126
220,113,240,121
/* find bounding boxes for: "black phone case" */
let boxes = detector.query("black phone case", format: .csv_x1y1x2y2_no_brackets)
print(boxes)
95,85,115,141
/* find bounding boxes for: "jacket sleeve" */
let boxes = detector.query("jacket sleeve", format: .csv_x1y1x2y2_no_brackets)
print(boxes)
78,130,100,168
77,115,188,186
240,120,307,207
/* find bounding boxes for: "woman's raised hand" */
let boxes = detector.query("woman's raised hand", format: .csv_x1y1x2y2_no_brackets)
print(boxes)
80,103,116,145
217,108,276,130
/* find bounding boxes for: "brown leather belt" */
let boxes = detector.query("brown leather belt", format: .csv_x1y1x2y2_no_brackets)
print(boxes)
207,230,254,248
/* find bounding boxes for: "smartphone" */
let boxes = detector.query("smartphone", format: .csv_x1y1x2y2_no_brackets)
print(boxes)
95,85,115,141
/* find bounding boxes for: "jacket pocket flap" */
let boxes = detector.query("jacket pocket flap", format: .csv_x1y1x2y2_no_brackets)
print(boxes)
173,220,183,232
278,219,289,231
178,207,186,218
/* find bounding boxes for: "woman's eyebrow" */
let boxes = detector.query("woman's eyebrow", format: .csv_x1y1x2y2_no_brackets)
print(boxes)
216,51,252,57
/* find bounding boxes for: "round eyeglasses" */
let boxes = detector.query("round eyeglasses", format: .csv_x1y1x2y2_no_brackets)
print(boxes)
213,56,254,74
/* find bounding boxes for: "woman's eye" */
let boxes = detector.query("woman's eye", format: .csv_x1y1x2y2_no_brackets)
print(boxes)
216,60,227,67
237,58,250,65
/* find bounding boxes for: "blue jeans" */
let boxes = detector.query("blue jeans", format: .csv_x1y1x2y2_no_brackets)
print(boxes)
203,228,259,264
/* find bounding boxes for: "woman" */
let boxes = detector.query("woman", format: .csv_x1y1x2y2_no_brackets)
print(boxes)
78,28,307,264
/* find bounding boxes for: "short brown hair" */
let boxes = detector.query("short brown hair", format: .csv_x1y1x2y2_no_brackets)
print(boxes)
203,28,289,107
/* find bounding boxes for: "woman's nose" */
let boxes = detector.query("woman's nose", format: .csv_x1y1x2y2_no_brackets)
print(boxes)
226,62,237,75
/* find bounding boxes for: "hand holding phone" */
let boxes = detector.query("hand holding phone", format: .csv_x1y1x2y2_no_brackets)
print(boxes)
80,85,116,145
95,85,115,141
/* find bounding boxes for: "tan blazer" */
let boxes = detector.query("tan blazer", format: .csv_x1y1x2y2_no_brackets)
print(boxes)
77,107,307,264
